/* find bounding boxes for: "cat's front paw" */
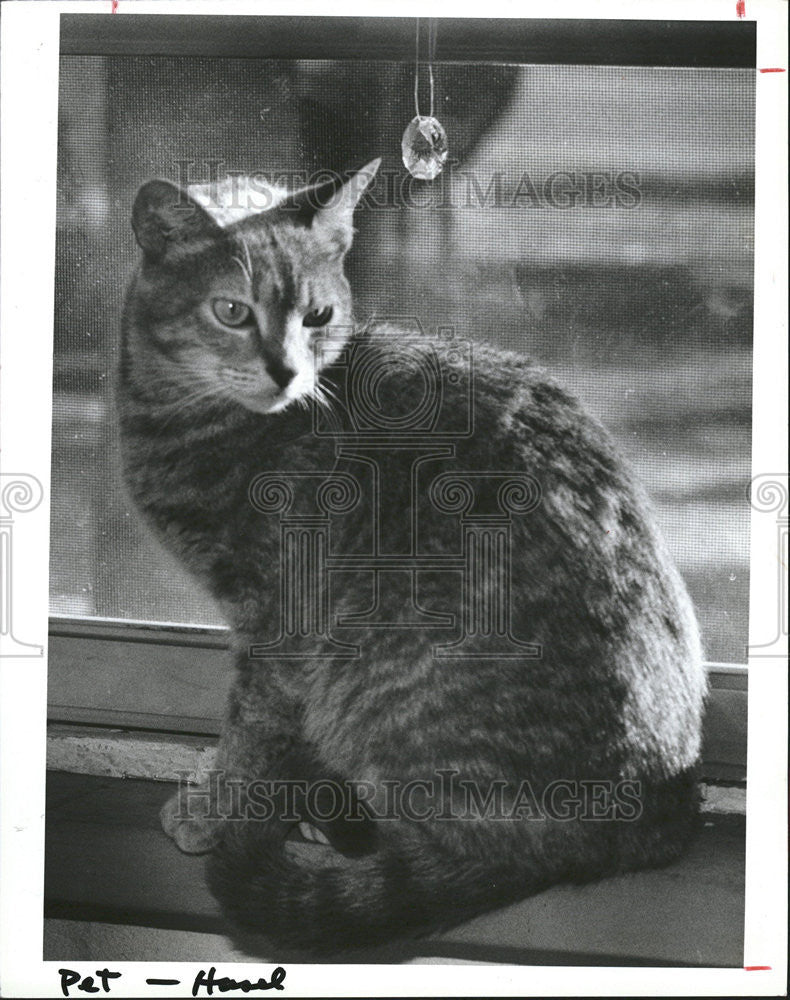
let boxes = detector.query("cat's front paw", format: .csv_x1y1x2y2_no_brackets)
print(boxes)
160,790,223,854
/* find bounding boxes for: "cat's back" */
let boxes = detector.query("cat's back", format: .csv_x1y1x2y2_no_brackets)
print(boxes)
326,326,702,669
308,330,705,791
365,329,639,514
342,328,704,677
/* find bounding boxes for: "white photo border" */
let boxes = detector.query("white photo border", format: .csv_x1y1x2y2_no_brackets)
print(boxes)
0,0,786,996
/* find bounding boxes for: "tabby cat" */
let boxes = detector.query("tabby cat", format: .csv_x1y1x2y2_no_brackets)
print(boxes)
118,160,707,955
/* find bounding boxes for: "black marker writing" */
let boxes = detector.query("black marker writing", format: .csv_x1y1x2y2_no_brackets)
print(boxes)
58,969,121,997
192,966,286,996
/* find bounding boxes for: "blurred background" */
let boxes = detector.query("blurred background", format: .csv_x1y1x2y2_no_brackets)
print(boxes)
52,54,753,663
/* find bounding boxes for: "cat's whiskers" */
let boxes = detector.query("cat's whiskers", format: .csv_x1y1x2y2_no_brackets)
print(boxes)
309,380,343,421
315,380,342,406
241,234,254,282
310,384,334,417
156,381,227,431
127,362,203,403
230,233,255,289
293,392,310,414
158,384,217,417
230,254,253,289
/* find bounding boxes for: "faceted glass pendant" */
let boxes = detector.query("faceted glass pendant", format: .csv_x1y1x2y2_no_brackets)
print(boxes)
402,115,449,180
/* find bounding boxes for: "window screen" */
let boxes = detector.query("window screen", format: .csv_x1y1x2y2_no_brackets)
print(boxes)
52,55,753,663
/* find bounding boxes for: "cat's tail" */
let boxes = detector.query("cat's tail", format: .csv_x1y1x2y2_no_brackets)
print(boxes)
207,818,540,955
206,766,701,955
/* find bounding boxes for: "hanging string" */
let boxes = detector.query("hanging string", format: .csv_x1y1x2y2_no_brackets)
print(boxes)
414,18,436,119
403,17,447,180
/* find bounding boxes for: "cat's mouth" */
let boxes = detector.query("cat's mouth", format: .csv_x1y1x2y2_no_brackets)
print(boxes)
237,391,296,415
236,378,314,416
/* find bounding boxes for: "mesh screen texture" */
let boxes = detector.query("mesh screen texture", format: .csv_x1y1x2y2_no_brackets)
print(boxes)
52,56,753,661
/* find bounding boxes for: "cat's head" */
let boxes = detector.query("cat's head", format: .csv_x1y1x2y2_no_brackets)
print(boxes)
127,160,380,415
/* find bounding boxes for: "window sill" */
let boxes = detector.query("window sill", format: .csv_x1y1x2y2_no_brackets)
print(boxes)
44,769,745,966
47,617,748,782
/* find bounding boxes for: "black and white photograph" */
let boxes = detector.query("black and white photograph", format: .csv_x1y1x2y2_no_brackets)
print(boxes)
0,2,787,995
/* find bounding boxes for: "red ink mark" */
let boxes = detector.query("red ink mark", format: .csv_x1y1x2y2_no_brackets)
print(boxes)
111,0,118,11
744,966,772,971
759,68,786,73
736,0,745,17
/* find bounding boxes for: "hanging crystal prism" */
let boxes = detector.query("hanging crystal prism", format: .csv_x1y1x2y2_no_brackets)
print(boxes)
402,115,448,181
403,19,448,181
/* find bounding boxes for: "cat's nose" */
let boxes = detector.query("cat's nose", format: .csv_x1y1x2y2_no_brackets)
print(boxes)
266,358,297,390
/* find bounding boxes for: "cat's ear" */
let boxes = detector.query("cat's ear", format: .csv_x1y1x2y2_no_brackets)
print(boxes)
132,180,221,261
280,159,381,254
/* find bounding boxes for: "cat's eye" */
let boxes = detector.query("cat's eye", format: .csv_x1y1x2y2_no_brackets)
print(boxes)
212,299,252,328
303,306,334,328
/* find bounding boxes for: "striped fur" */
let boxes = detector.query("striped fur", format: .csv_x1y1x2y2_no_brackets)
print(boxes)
118,164,707,955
